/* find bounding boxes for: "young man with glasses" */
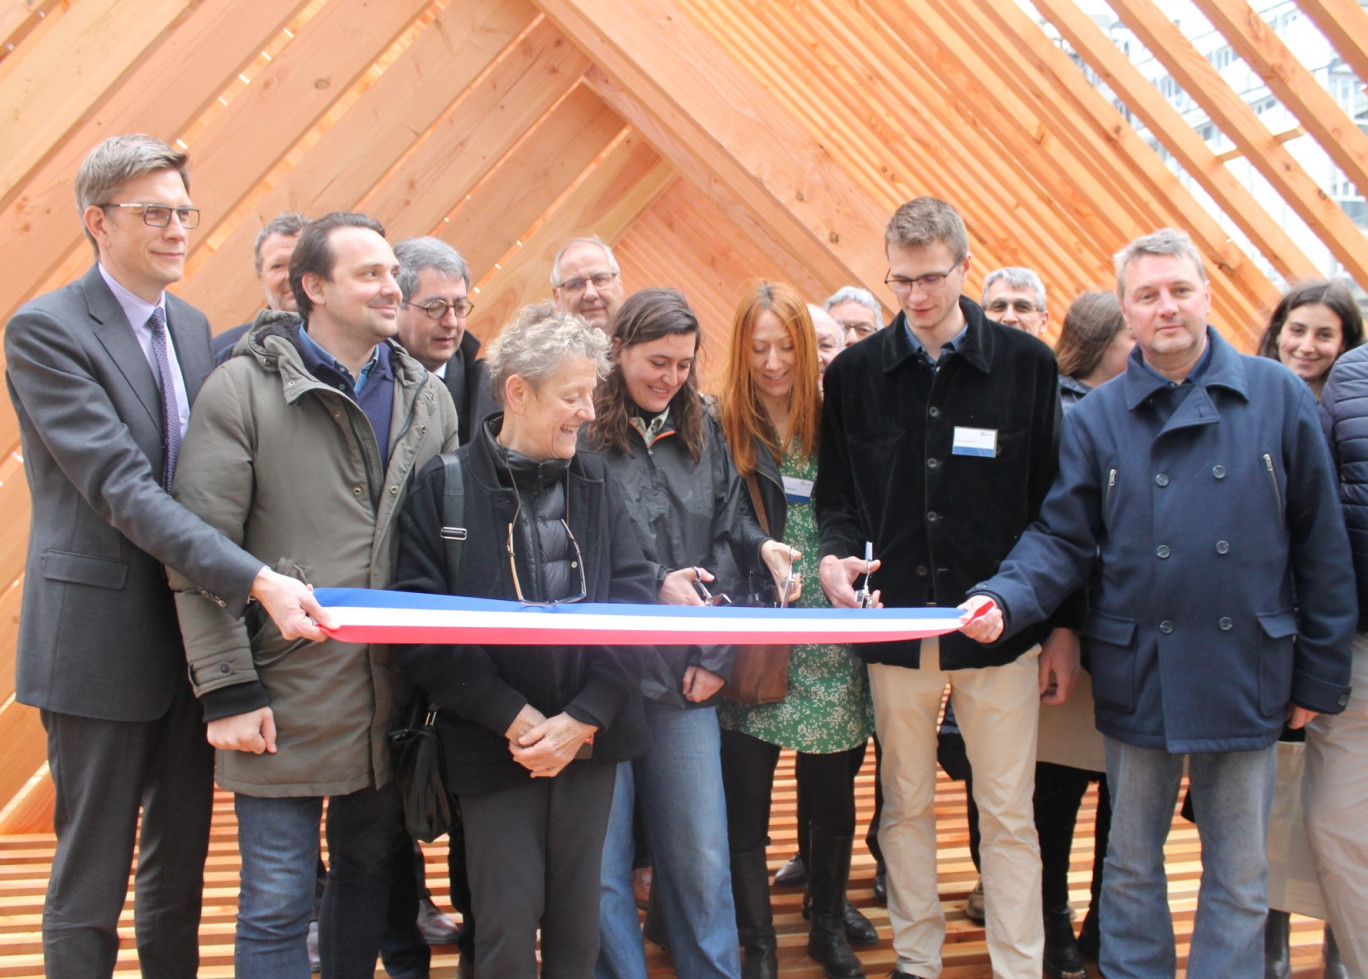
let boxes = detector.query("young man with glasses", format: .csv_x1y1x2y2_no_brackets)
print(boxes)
395,236,494,444
551,235,625,330
168,211,460,977
815,197,1072,979
5,134,329,978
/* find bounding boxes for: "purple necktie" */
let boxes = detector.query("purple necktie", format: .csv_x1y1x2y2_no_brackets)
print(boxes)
148,306,181,491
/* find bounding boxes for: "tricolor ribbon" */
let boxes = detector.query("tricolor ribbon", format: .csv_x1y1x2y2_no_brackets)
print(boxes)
315,588,966,646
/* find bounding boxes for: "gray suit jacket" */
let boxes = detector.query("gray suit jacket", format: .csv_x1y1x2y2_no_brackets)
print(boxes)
5,265,263,722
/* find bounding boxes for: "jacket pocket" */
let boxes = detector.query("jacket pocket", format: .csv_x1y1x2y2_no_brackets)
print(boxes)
1080,609,1137,713
1257,609,1297,716
1263,453,1285,535
40,549,128,590
248,559,312,667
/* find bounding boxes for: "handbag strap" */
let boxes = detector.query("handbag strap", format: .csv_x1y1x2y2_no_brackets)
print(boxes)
742,469,771,537
439,452,465,577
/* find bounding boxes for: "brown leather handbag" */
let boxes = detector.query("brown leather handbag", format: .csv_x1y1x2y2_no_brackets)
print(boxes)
720,471,791,705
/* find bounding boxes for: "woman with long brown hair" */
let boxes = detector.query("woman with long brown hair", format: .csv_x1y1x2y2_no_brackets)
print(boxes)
718,282,874,979
585,287,792,979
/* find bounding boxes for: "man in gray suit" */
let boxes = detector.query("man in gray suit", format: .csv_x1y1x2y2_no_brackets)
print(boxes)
4,134,330,978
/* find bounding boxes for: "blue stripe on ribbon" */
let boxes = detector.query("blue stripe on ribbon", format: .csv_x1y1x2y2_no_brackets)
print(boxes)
315,587,959,622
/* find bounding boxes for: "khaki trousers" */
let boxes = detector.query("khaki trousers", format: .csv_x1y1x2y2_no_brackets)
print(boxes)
870,639,1043,979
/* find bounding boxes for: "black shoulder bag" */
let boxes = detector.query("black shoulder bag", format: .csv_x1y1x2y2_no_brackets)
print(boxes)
389,453,465,843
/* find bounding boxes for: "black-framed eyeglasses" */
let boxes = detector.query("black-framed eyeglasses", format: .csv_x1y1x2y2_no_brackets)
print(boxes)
98,203,200,229
556,271,617,295
404,297,475,320
884,265,960,296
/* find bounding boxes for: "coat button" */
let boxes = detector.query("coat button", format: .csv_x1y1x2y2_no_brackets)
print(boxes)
1155,473,1170,487
1156,544,1171,559
1216,540,1230,554
219,664,231,674
1219,617,1233,631
389,486,398,495
1159,620,1174,634
916,565,929,577
353,486,363,496
1212,465,1226,479
927,458,939,469
1340,694,1350,707
927,511,938,522
928,406,940,418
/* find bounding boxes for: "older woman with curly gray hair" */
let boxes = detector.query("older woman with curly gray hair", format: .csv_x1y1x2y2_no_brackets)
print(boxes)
392,304,657,978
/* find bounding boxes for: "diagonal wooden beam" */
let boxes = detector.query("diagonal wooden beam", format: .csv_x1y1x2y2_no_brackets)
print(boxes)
435,84,628,290
582,68,841,307
1295,0,1368,88
531,0,890,296
1105,0,1368,285
180,0,541,328
938,0,1273,340
1033,0,1320,285
1196,0,1368,200
359,19,591,242
463,131,675,343
0,0,313,324
0,0,193,200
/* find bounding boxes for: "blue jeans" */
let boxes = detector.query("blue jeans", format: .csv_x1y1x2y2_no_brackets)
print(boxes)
596,703,740,979
234,782,404,979
1101,737,1276,979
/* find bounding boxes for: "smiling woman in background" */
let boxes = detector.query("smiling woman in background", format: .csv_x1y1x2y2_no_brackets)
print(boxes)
1257,279,1363,401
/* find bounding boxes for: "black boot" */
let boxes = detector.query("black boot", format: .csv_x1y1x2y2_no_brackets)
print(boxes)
1324,925,1348,979
806,826,865,978
843,900,878,946
1076,905,1100,962
1043,905,1086,979
1265,910,1292,979
731,844,778,979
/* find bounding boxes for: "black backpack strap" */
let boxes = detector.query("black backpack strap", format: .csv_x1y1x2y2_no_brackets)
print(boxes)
438,452,466,577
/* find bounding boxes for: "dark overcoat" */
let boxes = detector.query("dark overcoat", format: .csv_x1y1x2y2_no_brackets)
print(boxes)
976,330,1355,752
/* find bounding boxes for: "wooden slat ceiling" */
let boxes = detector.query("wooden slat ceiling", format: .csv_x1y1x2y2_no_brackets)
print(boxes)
0,0,1365,823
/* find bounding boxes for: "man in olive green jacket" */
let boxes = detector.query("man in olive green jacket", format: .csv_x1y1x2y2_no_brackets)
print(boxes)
169,212,460,977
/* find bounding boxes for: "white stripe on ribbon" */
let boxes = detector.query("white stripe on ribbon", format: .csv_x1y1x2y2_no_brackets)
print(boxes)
315,588,965,646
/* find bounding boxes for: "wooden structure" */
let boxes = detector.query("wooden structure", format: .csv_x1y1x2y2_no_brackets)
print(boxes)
0,749,1338,977
0,0,1364,889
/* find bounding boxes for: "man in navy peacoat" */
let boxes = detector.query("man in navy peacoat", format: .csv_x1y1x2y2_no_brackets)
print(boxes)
963,229,1355,979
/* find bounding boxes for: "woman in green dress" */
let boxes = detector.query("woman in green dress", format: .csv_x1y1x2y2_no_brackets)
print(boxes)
718,281,874,979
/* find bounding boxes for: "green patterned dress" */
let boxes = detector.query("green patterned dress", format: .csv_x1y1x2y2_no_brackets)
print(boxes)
718,450,874,753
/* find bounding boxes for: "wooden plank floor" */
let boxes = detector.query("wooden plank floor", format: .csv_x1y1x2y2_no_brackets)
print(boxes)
0,749,1333,977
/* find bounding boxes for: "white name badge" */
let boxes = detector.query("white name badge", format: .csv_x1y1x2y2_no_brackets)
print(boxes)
783,475,814,503
952,426,998,458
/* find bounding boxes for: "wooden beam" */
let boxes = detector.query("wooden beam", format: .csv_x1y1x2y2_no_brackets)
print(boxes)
1032,0,1320,284
436,83,627,292
1105,0,1368,285
0,0,194,199
177,0,433,251
1196,0,1368,200
0,0,313,323
464,131,675,343
358,18,592,242
681,0,1109,312
532,0,890,297
1295,0,1368,90
0,0,66,67
582,68,840,308
1213,124,1305,164
179,0,541,329
931,0,1271,340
